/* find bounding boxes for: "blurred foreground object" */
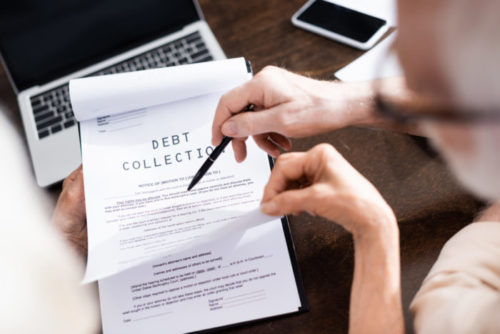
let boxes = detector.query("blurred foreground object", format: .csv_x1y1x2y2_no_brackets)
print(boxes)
0,108,98,334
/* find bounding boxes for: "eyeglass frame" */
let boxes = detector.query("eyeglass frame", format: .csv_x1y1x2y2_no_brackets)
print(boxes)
371,45,500,124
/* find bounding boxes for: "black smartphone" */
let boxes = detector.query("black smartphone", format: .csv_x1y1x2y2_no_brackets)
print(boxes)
292,0,389,50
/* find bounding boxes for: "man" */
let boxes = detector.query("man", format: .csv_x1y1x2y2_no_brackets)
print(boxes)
54,0,500,332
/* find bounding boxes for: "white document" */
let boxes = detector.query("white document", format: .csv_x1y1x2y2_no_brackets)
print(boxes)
70,59,253,121
99,220,302,334
334,33,402,82
70,58,294,282
70,58,302,334
70,59,303,334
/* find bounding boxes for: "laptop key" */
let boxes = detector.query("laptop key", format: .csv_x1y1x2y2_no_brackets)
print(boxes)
186,34,202,45
31,99,42,107
38,129,50,139
35,111,54,123
33,104,50,114
195,55,214,63
37,116,62,131
191,49,209,60
51,124,63,134
64,120,75,128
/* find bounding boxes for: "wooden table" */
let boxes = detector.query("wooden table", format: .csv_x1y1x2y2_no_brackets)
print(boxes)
0,0,482,333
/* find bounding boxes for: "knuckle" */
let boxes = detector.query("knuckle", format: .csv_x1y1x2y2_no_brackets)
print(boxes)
275,152,292,165
310,185,323,199
62,171,77,189
218,92,237,114
61,178,84,203
273,155,286,170
62,177,70,189
254,71,266,81
273,154,291,172
314,143,334,153
275,110,289,128
312,143,338,160
218,92,230,105
255,66,280,81
238,116,254,135
261,65,277,74
310,184,333,205
65,185,82,203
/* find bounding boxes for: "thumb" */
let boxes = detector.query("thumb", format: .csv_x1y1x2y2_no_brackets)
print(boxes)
261,187,316,216
221,107,282,137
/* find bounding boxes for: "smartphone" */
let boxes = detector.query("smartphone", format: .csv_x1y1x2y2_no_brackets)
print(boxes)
291,0,389,50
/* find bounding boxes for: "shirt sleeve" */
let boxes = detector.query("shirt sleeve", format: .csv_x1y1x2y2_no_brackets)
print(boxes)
410,222,500,334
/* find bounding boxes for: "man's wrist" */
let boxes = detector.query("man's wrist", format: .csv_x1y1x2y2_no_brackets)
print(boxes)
352,209,399,246
325,80,379,128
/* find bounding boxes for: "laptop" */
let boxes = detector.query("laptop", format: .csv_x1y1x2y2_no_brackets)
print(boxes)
0,0,225,187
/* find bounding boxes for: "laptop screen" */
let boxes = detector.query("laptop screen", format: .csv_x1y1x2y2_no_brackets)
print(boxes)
0,0,200,92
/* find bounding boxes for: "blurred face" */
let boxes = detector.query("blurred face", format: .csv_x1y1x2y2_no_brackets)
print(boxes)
396,1,451,99
396,0,500,200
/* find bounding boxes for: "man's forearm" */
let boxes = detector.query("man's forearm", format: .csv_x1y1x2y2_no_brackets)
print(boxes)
341,77,425,137
349,222,404,334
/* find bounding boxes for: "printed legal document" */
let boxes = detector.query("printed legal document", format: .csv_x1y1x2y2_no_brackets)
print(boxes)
70,58,305,333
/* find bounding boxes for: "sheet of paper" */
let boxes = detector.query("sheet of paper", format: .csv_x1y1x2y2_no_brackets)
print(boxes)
80,94,277,282
72,58,304,332
325,0,397,25
99,220,302,334
70,58,251,121
71,59,284,282
334,33,402,82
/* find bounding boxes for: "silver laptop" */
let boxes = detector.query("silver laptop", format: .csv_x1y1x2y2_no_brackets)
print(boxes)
0,0,225,186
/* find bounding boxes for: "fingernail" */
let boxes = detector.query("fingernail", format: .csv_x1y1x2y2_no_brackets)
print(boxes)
222,121,237,136
261,201,277,215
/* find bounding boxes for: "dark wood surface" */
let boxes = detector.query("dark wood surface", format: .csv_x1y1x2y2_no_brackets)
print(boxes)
0,1,483,333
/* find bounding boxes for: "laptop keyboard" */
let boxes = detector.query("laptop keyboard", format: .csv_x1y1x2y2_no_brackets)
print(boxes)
30,31,213,140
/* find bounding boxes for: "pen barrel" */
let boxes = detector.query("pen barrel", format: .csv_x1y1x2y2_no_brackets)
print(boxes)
209,136,232,160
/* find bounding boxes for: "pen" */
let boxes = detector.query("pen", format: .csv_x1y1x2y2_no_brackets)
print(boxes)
187,104,254,191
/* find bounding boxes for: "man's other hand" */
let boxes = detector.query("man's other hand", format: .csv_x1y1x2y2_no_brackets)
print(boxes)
260,144,396,238
52,165,87,258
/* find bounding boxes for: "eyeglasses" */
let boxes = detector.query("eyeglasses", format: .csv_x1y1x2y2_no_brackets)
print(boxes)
372,47,500,124
374,93,500,124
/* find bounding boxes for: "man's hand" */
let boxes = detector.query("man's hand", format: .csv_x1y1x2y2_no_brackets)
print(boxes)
260,143,396,238
52,166,88,258
261,144,403,333
211,66,375,162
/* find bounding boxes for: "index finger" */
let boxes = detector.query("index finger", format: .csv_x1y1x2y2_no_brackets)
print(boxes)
261,152,308,203
211,78,264,146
